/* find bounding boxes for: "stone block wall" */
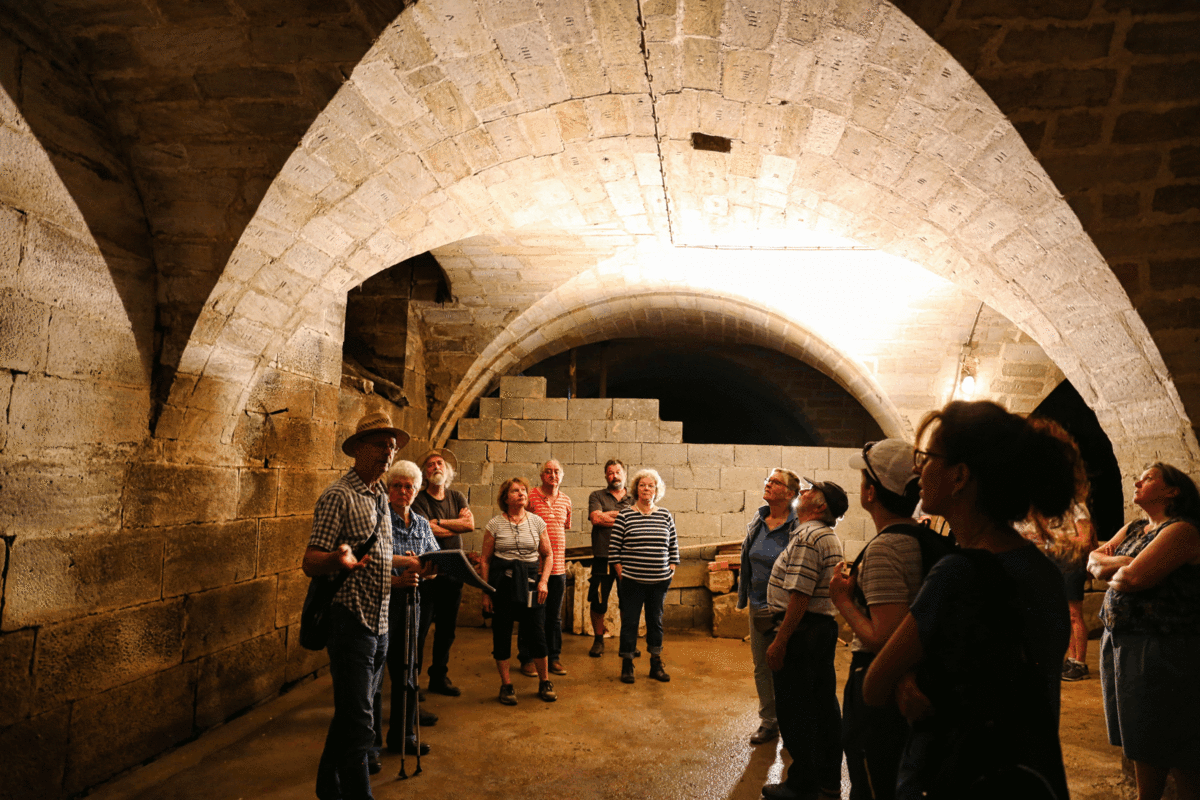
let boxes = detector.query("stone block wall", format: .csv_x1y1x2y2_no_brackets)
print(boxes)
445,376,874,634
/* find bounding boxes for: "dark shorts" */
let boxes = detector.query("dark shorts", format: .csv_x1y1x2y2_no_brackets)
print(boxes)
587,558,619,613
1062,568,1087,602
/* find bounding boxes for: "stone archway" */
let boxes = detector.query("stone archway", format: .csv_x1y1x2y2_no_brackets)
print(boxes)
157,0,1195,481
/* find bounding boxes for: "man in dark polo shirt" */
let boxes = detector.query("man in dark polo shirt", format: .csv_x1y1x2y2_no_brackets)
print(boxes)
411,448,474,696
586,458,633,657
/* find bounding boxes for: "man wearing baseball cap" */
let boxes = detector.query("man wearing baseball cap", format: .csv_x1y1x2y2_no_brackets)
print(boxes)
303,411,410,799
830,440,925,800
411,447,473,697
761,476,846,800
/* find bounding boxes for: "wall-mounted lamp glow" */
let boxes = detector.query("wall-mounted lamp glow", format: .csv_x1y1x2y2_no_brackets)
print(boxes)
959,374,976,399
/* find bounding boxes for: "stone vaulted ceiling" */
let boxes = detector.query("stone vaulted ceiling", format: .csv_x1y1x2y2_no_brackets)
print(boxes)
12,0,1200,477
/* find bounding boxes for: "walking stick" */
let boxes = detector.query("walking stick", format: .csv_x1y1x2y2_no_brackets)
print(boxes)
396,585,421,779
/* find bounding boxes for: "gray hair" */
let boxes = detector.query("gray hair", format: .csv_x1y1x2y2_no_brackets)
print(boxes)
630,468,667,504
386,460,423,491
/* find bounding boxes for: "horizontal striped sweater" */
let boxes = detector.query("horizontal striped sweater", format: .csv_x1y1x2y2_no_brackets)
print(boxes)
609,506,680,583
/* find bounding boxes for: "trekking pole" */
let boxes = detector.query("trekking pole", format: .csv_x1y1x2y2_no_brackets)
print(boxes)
395,585,420,779
410,584,422,776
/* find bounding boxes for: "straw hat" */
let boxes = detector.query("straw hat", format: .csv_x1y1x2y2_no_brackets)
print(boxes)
418,448,458,472
341,411,410,456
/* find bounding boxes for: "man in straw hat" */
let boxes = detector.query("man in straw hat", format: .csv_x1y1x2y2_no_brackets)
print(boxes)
411,447,474,697
303,411,410,799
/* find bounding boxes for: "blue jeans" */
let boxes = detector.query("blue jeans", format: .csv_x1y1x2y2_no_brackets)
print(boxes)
749,613,778,726
519,573,565,663
317,605,388,800
618,577,670,659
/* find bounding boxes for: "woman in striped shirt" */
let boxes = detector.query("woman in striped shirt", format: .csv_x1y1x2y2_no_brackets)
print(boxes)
610,468,680,685
480,477,556,705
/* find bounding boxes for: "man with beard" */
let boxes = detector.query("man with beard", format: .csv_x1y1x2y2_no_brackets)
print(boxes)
586,459,633,657
411,448,474,696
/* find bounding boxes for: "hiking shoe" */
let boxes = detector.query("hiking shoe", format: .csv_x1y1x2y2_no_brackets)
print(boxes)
538,680,558,702
620,657,635,684
749,724,778,745
428,675,461,696
589,637,604,657
1062,658,1090,681
649,656,670,683
519,661,538,678
498,683,517,705
549,660,567,676
418,707,438,726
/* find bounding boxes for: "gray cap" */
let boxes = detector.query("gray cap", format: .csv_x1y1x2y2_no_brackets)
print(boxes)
849,439,917,496
803,477,849,521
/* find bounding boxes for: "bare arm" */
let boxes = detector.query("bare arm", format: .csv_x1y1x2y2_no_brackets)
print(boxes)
303,545,369,577
765,591,810,671
535,526,552,603
863,613,925,707
1111,520,1200,592
1088,523,1132,580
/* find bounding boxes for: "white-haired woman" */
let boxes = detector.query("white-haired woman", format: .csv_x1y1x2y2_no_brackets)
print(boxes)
610,468,679,684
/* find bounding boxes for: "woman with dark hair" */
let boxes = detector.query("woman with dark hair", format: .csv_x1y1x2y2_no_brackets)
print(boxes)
480,477,557,705
863,400,1074,800
1088,463,1200,800
1017,418,1097,681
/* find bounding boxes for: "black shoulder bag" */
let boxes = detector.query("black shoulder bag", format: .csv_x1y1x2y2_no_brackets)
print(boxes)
300,499,386,651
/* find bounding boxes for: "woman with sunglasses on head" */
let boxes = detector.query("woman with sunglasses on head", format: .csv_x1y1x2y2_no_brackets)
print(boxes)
1089,464,1200,800
863,400,1076,800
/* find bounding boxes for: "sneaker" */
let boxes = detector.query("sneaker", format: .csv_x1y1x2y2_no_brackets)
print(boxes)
589,637,604,657
749,724,779,745
498,683,517,705
549,660,567,676
519,661,538,678
538,679,558,702
1062,658,1090,681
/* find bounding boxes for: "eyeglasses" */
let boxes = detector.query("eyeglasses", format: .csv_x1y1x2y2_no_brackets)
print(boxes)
913,449,947,469
764,477,787,488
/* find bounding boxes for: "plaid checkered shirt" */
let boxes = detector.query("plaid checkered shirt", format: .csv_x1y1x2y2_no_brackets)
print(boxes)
308,469,393,634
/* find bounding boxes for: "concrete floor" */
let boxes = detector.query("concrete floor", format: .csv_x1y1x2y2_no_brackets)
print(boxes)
87,627,1125,800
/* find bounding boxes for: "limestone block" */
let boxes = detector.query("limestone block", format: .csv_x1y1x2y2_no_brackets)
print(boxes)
607,420,642,442
184,578,277,660
478,397,502,417
688,443,735,466
5,528,165,629
734,444,783,467
6,374,149,451
196,630,287,728
642,442,689,466
259,515,312,575
458,583,486,628
523,397,568,419
635,419,661,444
612,398,659,421
125,463,238,527
667,487,697,512
707,569,735,594
782,446,831,471
501,419,546,442
696,489,746,514
34,599,185,711
285,623,330,682
0,629,35,726
458,417,502,440
0,290,50,373
682,37,722,91
278,469,340,516
682,0,722,37
0,456,124,536
0,707,69,800
675,512,722,541
499,375,547,398
276,569,309,628
711,593,748,639
238,468,279,518
66,664,196,793
722,512,750,539
499,397,524,418
721,466,769,492
567,398,612,419
456,461,494,486
671,561,709,589
663,602,696,631
679,587,709,608
506,441,553,464
447,439,488,462
547,419,592,441
160,521,256,597
1082,590,1105,637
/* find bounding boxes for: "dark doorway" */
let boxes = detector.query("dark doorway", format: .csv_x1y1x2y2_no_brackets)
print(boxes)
1032,381,1124,538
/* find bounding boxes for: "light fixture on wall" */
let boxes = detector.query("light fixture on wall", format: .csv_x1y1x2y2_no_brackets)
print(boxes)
958,373,976,399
